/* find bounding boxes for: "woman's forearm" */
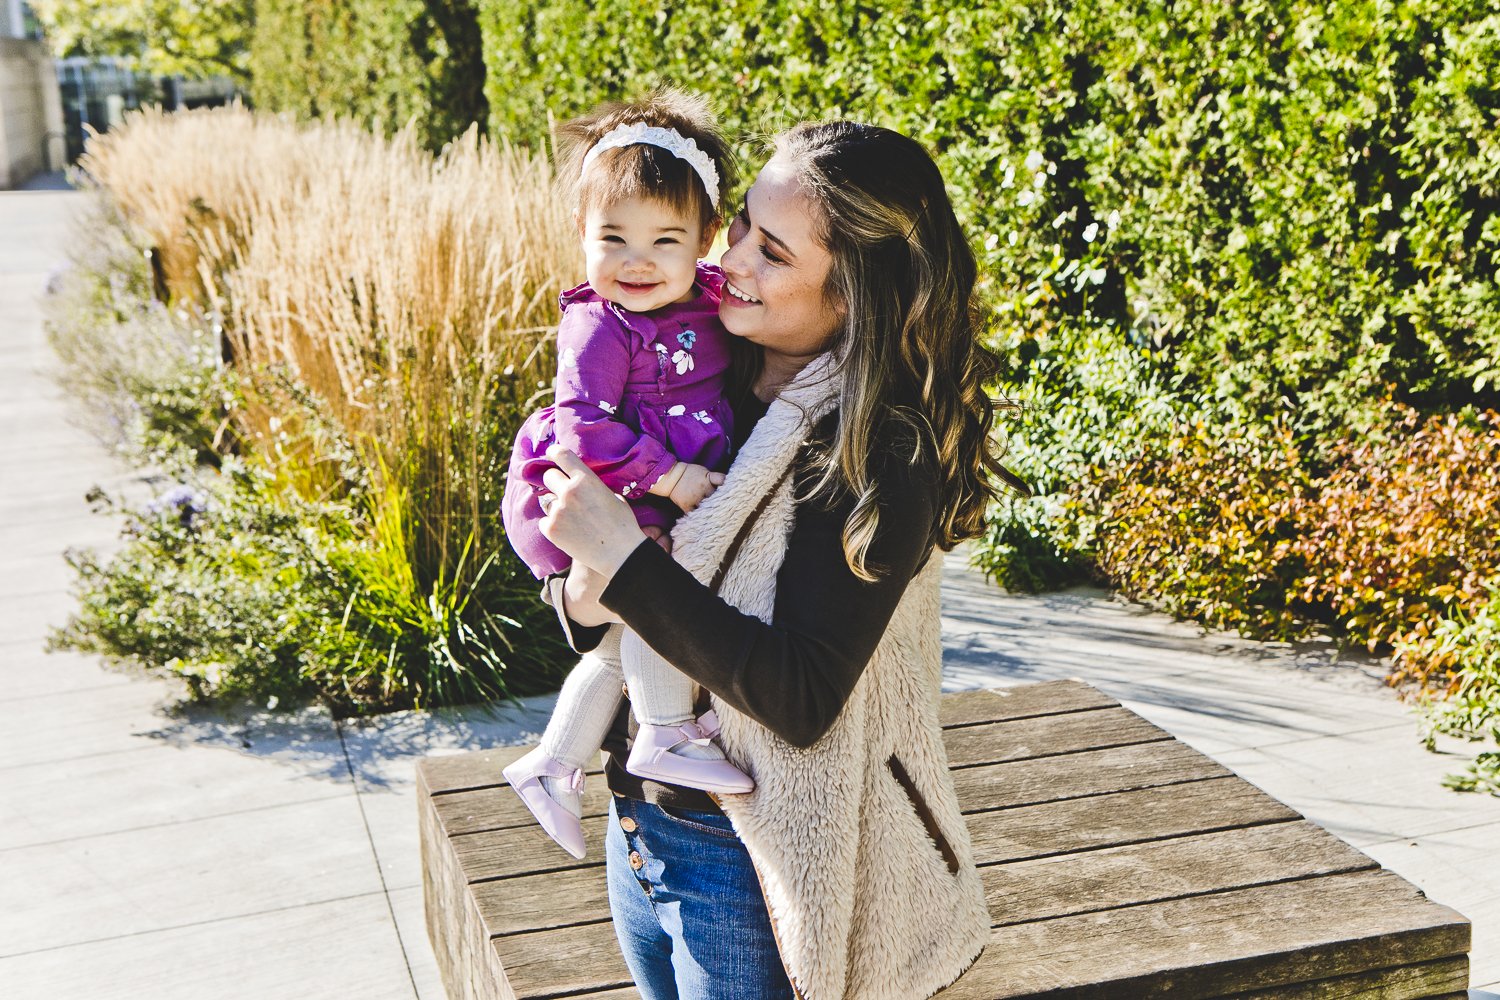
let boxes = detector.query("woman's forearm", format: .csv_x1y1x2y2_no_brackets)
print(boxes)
601,469,936,748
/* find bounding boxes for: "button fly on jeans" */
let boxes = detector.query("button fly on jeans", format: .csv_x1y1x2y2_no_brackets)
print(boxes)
629,851,644,870
620,816,639,833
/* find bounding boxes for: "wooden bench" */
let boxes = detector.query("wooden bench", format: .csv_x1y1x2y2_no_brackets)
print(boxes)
418,679,1471,998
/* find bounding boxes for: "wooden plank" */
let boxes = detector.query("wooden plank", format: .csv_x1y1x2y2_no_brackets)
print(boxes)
455,823,610,882
432,782,613,838
473,820,1375,948
936,869,1470,999
570,991,640,999
465,791,1326,935
983,820,1377,927
475,864,611,937
967,777,1299,866
1222,955,1469,998
490,920,632,998
944,707,1171,768
952,739,1230,811
940,680,1117,728
418,766,516,1000
419,747,524,795
419,748,602,797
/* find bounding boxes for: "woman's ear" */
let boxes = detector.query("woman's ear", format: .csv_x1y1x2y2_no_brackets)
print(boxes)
698,219,721,258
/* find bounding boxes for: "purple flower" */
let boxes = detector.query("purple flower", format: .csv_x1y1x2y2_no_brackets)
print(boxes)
149,484,208,528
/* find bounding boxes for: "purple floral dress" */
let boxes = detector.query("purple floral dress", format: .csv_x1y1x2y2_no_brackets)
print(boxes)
503,262,735,578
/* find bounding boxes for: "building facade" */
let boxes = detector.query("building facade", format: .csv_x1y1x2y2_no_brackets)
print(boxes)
0,2,64,189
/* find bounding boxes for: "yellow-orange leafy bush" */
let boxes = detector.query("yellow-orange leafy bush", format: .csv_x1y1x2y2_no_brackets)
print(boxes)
1294,409,1500,689
1084,407,1500,695
1081,424,1313,638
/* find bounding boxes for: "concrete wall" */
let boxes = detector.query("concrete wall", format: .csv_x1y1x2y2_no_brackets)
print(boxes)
0,37,64,189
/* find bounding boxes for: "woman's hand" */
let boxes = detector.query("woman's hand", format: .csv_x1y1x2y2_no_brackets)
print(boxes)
539,445,651,579
556,527,669,628
560,561,622,627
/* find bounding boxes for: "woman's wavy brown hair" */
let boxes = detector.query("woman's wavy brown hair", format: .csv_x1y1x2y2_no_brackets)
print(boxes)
775,121,1028,580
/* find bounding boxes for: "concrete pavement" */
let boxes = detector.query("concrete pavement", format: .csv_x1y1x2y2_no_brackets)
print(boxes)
3,179,1497,997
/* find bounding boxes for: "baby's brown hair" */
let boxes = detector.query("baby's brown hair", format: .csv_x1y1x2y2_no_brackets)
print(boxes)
555,89,735,231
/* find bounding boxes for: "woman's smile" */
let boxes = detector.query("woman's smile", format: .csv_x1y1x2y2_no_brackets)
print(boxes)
723,280,762,305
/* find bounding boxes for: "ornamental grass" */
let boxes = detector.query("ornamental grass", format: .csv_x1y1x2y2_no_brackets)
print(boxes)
51,106,577,711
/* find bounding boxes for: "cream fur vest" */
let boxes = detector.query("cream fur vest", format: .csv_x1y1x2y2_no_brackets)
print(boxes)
621,356,988,1000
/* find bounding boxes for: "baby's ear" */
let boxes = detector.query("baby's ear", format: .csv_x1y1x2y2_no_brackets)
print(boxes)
697,219,721,257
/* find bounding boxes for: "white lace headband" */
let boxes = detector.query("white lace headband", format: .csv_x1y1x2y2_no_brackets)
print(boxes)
579,122,721,209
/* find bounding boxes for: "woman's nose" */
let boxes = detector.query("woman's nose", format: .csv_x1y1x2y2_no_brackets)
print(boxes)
720,229,749,277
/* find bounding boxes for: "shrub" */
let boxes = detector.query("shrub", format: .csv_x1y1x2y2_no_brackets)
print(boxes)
1294,407,1500,682
971,493,1097,595
49,107,577,712
1077,405,1500,683
478,0,1500,425
51,441,567,713
248,0,488,150
1409,584,1500,794
1082,422,1314,639
53,449,347,707
41,195,227,465
978,316,1186,591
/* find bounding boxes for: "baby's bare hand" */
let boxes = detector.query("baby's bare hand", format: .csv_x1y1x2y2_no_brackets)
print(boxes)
668,463,725,512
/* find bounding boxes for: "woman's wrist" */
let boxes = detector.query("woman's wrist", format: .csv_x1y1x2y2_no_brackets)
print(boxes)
575,531,653,582
560,563,623,628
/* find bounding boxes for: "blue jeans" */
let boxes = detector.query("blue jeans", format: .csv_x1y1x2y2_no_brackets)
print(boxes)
606,795,796,1000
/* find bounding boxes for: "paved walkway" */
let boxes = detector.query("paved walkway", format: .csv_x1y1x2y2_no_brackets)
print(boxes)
3,180,1497,998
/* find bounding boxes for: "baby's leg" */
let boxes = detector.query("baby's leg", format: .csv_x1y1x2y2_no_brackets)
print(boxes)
505,625,624,859
621,641,695,727
621,631,753,794
538,625,624,770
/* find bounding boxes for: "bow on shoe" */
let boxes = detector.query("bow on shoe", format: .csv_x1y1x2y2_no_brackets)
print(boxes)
695,709,722,740
559,765,587,795
677,720,712,747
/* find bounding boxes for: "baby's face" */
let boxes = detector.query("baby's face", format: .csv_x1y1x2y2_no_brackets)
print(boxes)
582,196,714,313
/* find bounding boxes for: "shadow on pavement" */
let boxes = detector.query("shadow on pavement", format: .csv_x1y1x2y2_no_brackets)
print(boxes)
138,692,559,790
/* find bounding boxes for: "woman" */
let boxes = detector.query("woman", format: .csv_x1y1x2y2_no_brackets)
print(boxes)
537,120,1014,1000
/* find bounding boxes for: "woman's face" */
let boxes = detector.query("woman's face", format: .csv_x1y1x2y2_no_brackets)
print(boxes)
718,154,842,364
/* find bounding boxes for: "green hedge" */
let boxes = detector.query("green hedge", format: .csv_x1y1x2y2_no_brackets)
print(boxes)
251,0,1500,610
477,0,1499,537
248,0,487,149
480,1,1500,434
